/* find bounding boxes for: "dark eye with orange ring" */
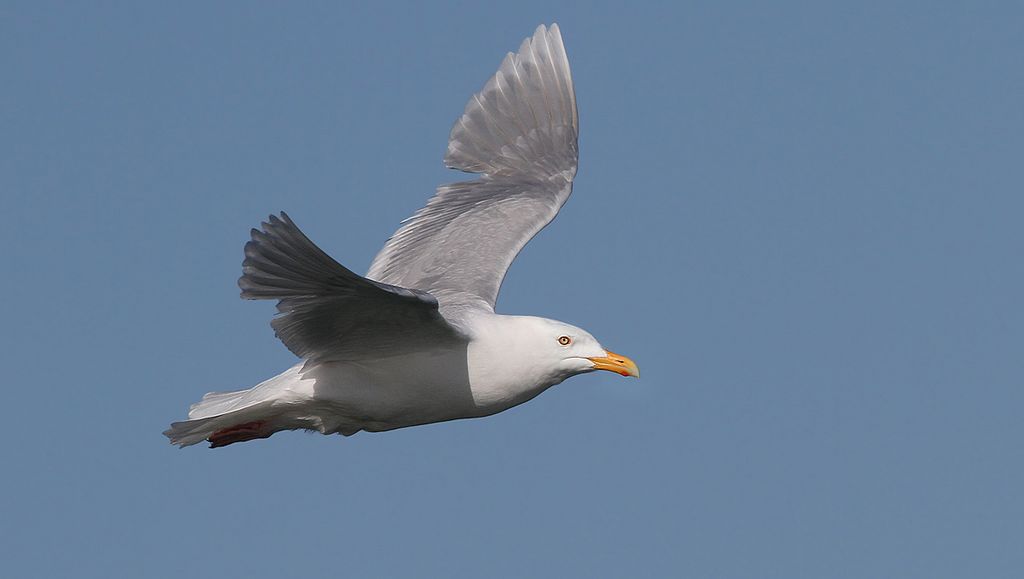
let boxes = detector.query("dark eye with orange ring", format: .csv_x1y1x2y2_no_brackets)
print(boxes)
558,336,572,346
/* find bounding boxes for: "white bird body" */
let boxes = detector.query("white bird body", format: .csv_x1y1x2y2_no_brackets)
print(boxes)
165,24,638,448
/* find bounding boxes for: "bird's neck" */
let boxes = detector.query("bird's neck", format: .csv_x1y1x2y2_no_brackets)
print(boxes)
463,314,563,411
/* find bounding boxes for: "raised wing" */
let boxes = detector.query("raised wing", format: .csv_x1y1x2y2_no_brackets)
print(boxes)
239,213,461,363
366,24,578,314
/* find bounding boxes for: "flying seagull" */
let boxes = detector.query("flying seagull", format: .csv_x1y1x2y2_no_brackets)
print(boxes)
165,24,639,448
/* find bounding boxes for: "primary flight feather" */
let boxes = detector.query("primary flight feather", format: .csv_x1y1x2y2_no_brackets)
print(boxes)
165,24,638,449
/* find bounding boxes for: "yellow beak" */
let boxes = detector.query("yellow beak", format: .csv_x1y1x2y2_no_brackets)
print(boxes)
587,350,640,378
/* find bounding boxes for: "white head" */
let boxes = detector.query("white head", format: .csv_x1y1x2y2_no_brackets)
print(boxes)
476,316,639,387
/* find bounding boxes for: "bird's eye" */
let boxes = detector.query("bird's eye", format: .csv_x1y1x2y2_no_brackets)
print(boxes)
558,335,572,346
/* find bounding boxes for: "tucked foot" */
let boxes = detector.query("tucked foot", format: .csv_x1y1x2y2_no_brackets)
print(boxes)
208,421,271,448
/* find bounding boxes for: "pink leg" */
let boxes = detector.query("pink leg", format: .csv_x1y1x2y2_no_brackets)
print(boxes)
208,421,271,448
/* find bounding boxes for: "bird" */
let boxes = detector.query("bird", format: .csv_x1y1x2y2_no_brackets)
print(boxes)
164,23,639,449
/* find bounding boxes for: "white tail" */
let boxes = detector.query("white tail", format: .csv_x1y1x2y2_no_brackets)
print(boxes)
164,364,310,448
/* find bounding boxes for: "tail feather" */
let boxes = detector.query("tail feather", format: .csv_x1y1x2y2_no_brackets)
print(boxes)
165,364,310,448
188,389,257,419
163,401,277,448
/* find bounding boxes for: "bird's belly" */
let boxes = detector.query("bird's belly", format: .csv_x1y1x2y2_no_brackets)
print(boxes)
300,344,556,432
306,352,481,430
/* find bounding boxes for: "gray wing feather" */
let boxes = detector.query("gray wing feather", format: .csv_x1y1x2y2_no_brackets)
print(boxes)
443,24,578,178
240,212,460,362
366,24,578,316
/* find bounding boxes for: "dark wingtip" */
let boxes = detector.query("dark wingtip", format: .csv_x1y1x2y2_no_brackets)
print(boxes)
238,275,253,298
266,213,285,229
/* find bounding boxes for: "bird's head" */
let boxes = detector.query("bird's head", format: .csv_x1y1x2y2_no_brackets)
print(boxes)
517,317,640,381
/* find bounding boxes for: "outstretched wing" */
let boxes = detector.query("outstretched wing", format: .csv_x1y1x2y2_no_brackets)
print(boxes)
366,24,578,315
239,213,461,363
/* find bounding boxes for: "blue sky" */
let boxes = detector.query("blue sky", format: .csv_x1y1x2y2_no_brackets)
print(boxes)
3,2,1022,577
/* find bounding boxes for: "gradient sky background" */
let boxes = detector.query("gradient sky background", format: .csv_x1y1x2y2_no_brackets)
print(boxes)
3,2,1022,577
